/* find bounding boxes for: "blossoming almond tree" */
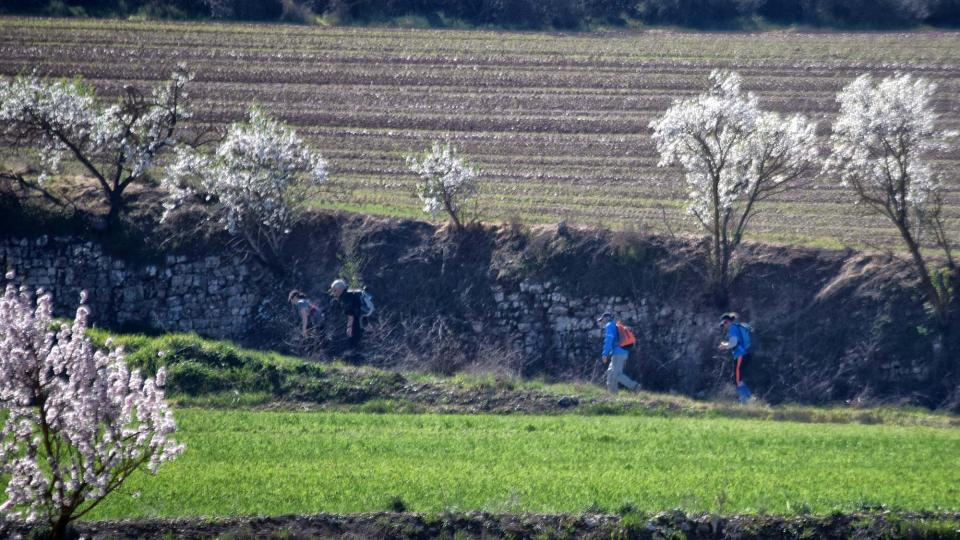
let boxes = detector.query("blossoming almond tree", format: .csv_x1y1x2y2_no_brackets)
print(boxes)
160,106,328,269
0,273,183,540
650,70,819,305
825,73,957,326
406,141,479,230
0,65,192,227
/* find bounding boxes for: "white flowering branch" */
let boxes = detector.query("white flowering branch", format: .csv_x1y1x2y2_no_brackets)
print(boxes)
650,70,818,304
0,272,183,540
160,106,328,268
406,142,478,230
0,65,192,226
825,73,957,325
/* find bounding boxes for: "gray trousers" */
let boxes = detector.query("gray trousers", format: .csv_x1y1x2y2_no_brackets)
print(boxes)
606,352,639,393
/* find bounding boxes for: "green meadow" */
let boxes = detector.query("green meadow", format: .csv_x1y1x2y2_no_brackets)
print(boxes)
89,409,960,519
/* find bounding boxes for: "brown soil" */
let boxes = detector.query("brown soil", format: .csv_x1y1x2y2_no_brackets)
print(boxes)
8,511,959,539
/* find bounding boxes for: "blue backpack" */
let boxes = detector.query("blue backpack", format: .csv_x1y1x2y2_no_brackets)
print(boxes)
734,322,753,353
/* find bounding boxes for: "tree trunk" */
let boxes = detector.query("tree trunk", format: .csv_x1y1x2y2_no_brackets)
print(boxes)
899,224,949,327
714,241,732,308
105,188,124,230
710,175,727,307
443,194,462,230
51,513,72,540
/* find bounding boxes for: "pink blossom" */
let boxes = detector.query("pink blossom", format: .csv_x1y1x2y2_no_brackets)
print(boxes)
0,276,183,537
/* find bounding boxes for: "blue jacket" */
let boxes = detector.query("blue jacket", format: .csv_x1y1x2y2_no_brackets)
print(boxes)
602,320,628,357
727,323,752,358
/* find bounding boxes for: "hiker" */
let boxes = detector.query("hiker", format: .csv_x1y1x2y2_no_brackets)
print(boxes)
719,312,753,404
330,279,366,350
288,289,320,338
598,312,640,394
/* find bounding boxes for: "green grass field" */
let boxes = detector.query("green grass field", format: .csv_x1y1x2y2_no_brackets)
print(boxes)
88,409,960,519
84,330,960,428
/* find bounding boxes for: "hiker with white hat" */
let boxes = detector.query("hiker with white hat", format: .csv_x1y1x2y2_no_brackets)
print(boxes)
330,279,375,352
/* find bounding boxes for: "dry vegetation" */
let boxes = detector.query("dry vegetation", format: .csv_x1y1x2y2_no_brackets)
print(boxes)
1,18,959,248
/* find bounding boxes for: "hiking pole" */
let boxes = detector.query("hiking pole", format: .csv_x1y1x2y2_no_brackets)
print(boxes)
708,351,728,391
590,356,602,385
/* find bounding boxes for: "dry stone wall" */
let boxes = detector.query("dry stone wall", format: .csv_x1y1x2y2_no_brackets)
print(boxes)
1,236,262,338
2,222,956,408
1,234,710,390
490,279,712,385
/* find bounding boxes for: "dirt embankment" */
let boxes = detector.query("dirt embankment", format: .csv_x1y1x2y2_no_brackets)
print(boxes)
3,189,959,410
283,213,960,411
9,511,960,539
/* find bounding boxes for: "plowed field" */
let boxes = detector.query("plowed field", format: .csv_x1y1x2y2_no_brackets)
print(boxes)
2,18,959,247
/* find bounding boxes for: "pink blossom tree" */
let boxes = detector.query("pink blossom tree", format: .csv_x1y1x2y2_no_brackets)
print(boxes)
0,273,183,540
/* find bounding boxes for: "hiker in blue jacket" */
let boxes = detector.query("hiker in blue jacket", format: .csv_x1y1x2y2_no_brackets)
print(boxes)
719,312,753,404
598,312,639,394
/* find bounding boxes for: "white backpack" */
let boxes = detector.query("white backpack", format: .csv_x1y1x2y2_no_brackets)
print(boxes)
351,288,374,318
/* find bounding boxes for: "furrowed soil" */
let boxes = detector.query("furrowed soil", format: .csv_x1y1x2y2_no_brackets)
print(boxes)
1,17,959,248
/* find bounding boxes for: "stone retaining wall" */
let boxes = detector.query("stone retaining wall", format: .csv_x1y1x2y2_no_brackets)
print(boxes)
490,280,710,384
1,236,261,338
3,223,955,408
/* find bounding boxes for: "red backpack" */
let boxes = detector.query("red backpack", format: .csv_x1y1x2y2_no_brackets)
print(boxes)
616,321,636,349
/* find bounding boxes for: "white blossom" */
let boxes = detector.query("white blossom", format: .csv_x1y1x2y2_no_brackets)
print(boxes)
825,73,957,324
0,277,183,538
0,65,192,223
825,73,953,217
161,106,327,262
651,71,818,226
406,141,478,229
650,71,818,299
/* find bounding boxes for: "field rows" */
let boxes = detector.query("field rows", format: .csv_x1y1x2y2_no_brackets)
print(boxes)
2,18,960,247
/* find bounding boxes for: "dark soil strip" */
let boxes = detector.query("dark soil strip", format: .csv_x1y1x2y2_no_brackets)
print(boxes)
8,511,960,539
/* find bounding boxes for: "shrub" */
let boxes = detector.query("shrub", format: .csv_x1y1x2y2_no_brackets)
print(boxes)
406,142,479,230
